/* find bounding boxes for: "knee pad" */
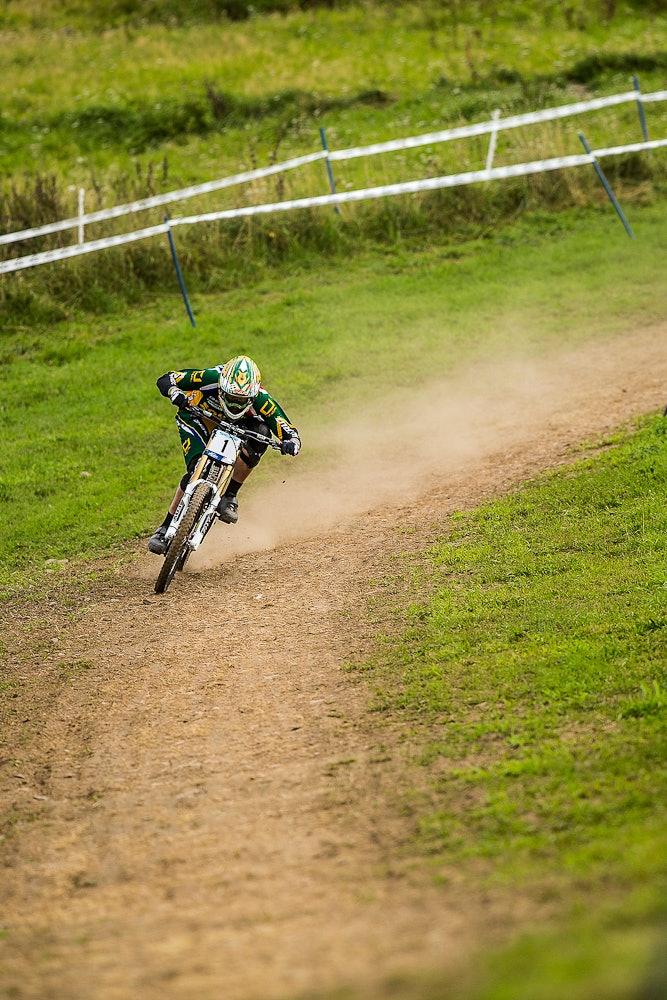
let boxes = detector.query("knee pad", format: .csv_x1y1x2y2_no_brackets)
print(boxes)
240,417,270,468
240,443,265,469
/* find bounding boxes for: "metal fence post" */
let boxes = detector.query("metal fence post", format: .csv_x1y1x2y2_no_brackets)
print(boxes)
164,215,196,326
633,75,650,156
578,133,634,238
319,127,340,215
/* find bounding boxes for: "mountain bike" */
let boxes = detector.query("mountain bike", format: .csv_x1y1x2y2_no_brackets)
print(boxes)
154,404,280,594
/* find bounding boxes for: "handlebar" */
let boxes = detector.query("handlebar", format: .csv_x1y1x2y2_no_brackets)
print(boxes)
186,402,282,450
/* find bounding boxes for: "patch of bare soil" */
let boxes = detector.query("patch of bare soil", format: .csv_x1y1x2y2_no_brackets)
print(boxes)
1,324,666,1000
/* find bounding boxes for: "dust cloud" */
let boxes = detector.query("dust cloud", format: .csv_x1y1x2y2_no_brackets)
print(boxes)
192,328,661,568
138,322,666,577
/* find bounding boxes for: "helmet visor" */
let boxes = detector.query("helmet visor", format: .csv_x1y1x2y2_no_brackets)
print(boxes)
223,392,252,414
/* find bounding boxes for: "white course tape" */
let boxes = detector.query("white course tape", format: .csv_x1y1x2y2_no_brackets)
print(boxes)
592,137,667,158
0,222,169,274
327,89,663,161
171,153,594,225
0,150,326,248
170,137,667,226
1,88,665,251
0,139,665,276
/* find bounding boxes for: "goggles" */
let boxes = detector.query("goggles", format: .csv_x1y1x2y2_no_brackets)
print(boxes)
223,392,252,413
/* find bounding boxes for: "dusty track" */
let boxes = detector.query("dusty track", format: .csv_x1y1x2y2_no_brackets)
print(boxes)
1,324,666,1000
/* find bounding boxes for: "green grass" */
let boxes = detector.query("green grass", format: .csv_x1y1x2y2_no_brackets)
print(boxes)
2,3,666,189
1,200,667,593
1,4,667,997
1,0,667,323
374,417,667,876
338,415,667,999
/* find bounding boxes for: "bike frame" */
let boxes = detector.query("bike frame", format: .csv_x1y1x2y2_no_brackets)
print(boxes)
163,426,241,554
162,405,279,557
153,404,281,593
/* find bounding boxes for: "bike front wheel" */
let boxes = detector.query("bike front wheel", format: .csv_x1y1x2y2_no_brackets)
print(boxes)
154,483,210,594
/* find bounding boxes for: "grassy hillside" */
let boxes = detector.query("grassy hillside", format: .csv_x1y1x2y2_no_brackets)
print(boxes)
1,1,666,322
0,4,666,998
344,414,667,997
1,200,666,593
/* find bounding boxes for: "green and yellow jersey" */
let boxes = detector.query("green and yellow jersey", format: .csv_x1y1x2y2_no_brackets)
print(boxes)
157,367,300,467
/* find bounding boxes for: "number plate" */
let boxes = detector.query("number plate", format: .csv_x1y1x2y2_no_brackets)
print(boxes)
205,428,239,462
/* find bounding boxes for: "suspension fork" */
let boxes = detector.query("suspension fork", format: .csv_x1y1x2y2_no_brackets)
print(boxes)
166,456,217,541
185,461,236,550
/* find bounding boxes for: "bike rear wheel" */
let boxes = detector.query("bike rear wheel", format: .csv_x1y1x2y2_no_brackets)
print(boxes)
154,483,210,594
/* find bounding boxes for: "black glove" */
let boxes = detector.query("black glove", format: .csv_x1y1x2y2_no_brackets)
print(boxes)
281,437,301,456
168,388,189,409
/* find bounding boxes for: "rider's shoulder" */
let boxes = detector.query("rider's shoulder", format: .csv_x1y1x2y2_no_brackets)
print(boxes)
253,385,276,406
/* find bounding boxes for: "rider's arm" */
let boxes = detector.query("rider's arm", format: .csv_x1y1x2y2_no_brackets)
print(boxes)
253,388,300,443
156,369,220,396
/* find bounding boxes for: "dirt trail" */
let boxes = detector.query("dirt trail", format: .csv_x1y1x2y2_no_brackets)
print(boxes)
1,324,666,1000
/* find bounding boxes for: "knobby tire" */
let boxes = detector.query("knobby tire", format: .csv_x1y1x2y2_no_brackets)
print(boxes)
154,483,210,594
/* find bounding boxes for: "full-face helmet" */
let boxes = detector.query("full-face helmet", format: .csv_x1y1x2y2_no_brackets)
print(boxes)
218,355,261,420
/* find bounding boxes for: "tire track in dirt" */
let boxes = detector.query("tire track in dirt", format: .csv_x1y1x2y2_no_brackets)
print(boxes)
1,323,666,999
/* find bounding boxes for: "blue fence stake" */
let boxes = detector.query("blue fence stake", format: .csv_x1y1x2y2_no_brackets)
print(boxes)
164,215,196,327
578,133,634,239
319,127,340,215
633,75,650,145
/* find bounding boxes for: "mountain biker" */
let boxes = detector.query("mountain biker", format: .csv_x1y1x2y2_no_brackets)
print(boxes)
147,354,301,555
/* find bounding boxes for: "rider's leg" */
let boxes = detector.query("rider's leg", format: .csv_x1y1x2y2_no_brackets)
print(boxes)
217,447,264,523
218,419,271,524
148,412,209,554
227,451,254,492
164,458,198,522
217,453,252,524
168,484,184,516
148,456,199,553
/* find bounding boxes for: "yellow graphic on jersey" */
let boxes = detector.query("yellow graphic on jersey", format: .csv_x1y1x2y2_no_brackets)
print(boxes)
259,398,277,419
